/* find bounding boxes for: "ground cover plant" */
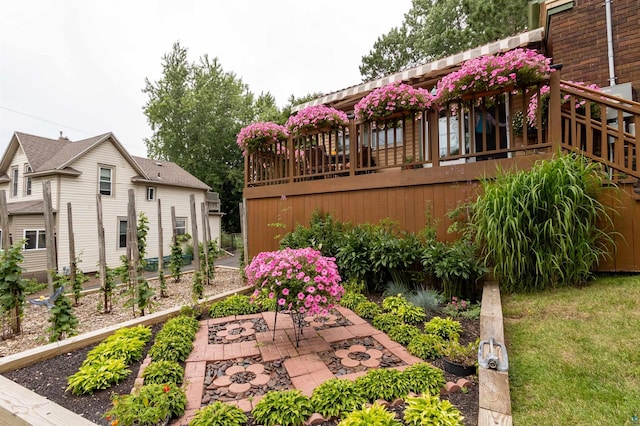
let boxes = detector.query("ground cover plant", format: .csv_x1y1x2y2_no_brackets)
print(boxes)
503,274,640,425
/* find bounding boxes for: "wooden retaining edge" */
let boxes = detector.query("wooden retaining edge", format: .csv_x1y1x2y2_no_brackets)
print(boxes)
0,284,253,426
478,281,513,426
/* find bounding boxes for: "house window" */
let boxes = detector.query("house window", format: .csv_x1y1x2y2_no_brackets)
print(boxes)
99,166,113,196
24,164,32,196
146,186,156,201
24,229,46,250
175,217,187,236
118,218,127,249
11,167,18,197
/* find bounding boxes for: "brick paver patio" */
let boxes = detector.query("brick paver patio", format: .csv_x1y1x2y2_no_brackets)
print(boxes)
168,306,423,425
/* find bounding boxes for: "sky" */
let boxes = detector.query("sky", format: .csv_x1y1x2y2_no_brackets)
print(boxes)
0,1,412,157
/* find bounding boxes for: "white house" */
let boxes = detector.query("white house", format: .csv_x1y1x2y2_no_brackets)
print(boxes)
0,131,222,279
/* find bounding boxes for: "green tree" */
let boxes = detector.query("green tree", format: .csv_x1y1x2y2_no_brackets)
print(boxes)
359,0,528,80
143,42,255,232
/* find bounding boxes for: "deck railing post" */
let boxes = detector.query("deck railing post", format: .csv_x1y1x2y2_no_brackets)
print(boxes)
428,109,440,167
549,70,562,150
349,119,357,176
288,136,295,183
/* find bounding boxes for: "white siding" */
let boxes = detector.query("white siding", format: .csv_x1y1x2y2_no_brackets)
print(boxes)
12,215,47,272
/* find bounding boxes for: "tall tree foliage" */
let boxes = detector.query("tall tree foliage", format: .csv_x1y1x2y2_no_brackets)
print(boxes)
143,42,255,232
359,0,529,81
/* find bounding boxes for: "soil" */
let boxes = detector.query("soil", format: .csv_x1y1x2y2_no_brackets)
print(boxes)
4,283,480,426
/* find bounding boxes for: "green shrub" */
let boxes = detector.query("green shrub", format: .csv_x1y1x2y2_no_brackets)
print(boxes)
382,294,411,313
67,358,130,395
406,289,443,314
251,390,314,426
149,337,193,363
104,383,186,426
381,294,426,324
339,292,368,311
423,316,463,341
142,360,185,385
338,403,402,426
311,378,367,419
372,313,404,334
23,278,46,296
188,402,247,426
403,395,464,426
407,334,445,360
354,368,410,402
433,238,486,299
402,363,446,396
279,210,348,258
343,278,367,294
473,153,614,292
353,300,382,319
209,294,259,318
388,324,422,346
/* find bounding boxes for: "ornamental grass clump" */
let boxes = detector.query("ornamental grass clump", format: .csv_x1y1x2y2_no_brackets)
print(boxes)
473,153,614,292
236,121,289,155
247,247,344,316
286,105,349,136
435,48,554,104
354,81,432,122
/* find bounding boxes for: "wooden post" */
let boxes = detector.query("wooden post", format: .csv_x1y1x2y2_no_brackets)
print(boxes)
67,203,76,287
0,191,10,251
171,206,177,245
200,202,209,285
42,181,57,295
157,198,163,274
96,194,108,311
240,199,248,263
549,70,562,149
127,189,139,315
428,109,440,167
190,194,200,273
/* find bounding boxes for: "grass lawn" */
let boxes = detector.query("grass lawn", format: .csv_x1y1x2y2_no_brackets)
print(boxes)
503,274,640,425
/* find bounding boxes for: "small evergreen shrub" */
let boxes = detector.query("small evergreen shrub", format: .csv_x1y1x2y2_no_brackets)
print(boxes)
338,403,402,426
407,334,445,360
402,363,446,396
142,360,185,385
423,316,463,341
388,324,422,346
311,378,367,419
339,292,368,311
354,368,410,402
353,300,382,319
188,402,247,426
251,390,314,426
403,394,464,426
209,294,259,318
372,313,403,334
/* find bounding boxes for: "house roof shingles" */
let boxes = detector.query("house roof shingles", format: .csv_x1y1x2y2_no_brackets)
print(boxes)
132,156,210,190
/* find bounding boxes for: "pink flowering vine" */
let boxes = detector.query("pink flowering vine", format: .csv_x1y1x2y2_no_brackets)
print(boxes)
236,122,289,155
286,105,349,136
526,81,602,127
247,247,344,316
434,49,554,104
354,82,432,122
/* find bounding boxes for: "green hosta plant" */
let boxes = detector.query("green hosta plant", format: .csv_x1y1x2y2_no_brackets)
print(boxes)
423,316,463,341
339,292,368,310
382,294,426,324
403,394,464,426
188,401,247,426
104,383,186,426
311,378,367,419
251,390,314,426
372,313,403,334
354,368,410,402
142,360,185,385
338,403,402,426
382,294,411,313
407,334,445,360
353,300,382,319
209,294,259,318
388,324,422,346
149,338,193,363
67,358,130,395
402,363,446,396
84,325,151,364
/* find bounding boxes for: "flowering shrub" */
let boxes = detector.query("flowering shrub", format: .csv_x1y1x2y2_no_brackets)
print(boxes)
247,247,344,316
236,122,289,155
286,105,348,136
526,81,602,127
435,48,554,104
355,82,432,122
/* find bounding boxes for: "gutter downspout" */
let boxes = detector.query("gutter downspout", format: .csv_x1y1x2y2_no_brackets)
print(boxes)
605,0,616,86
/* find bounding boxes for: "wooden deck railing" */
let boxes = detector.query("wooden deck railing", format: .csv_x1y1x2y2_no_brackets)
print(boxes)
244,74,640,188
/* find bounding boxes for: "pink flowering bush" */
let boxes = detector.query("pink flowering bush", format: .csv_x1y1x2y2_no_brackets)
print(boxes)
286,105,349,136
434,49,554,104
247,247,344,316
237,122,289,155
354,82,432,122
526,81,602,128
